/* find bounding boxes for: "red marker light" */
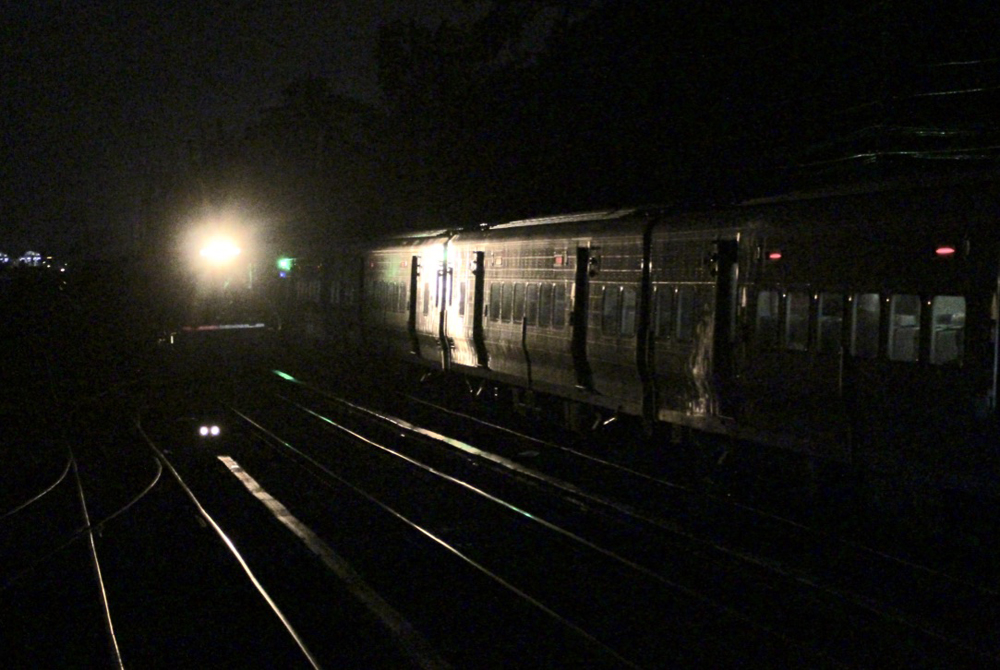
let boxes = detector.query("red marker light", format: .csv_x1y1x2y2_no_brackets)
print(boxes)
935,246,956,257
767,251,782,260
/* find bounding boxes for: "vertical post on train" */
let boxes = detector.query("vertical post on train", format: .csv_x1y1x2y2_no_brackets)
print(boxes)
572,247,594,391
408,255,421,357
472,251,489,368
437,260,452,371
637,219,657,430
992,268,1000,415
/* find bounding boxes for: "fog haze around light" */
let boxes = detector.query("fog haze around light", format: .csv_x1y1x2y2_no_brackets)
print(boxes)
3,2,997,261
0,1,486,259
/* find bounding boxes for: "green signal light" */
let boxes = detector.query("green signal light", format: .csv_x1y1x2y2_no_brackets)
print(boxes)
276,257,294,272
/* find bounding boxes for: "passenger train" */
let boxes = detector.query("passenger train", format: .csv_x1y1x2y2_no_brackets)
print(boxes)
282,172,1000,504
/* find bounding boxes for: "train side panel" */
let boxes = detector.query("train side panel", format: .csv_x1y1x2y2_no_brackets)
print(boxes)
363,233,450,368
735,183,1000,493
648,220,742,431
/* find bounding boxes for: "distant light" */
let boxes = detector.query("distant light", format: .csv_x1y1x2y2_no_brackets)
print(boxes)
935,246,956,257
278,271,287,278
210,425,220,436
272,370,299,382
767,250,782,260
199,424,221,438
199,426,209,436
200,237,241,264
276,257,294,272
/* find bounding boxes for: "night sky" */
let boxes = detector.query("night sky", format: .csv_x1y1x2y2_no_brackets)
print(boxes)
1,1,479,257
2,2,998,260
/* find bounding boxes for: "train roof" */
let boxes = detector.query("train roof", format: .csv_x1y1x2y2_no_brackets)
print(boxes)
740,168,1000,207
493,208,644,230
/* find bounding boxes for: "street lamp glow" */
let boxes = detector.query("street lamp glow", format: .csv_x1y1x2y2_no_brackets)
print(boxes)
200,237,241,264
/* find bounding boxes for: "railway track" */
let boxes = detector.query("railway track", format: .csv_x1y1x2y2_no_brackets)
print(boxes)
224,368,999,666
7,356,997,667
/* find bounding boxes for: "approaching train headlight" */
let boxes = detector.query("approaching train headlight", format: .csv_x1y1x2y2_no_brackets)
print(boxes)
200,237,242,265
199,424,222,438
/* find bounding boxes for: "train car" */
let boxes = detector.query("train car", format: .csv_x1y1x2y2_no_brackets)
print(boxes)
320,242,366,351
361,230,452,367
729,176,1000,496
447,210,648,418
283,172,1000,500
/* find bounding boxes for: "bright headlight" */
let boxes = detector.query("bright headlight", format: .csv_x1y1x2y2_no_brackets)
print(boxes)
199,237,241,265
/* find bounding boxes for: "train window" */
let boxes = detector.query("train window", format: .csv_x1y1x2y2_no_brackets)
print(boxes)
602,286,621,335
329,281,340,306
423,282,430,316
756,290,780,348
553,284,567,328
676,286,697,341
513,283,526,323
851,293,880,358
538,283,553,327
785,292,810,351
621,286,638,336
816,293,844,353
655,286,674,339
398,282,408,313
930,296,965,365
501,282,514,322
489,283,501,322
888,294,921,361
526,283,539,325
389,283,399,312
458,281,466,317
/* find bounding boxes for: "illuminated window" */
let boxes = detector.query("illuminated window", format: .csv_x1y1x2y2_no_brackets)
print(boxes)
785,292,810,351
489,283,501,322
851,293,880,358
930,296,965,365
676,286,698,341
538,284,553,327
602,286,621,334
458,281,466,317
756,290,780,348
389,283,400,313
621,287,638,336
553,284,567,328
501,282,513,322
655,286,674,339
423,282,430,315
526,284,539,325
816,293,844,353
888,294,920,361
398,282,408,313
513,283,525,322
